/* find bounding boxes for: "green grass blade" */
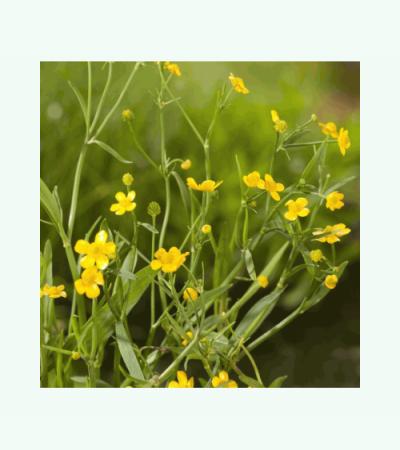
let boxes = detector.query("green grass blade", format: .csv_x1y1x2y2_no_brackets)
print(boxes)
115,321,145,380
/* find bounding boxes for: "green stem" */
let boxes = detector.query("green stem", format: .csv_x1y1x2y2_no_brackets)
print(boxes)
86,62,92,141
127,122,160,172
89,62,113,134
93,62,141,139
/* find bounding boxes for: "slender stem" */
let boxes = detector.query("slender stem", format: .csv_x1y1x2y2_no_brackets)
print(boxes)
93,62,140,139
89,62,113,134
86,62,92,141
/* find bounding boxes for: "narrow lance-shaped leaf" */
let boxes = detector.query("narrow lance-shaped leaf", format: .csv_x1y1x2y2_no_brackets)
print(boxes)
115,321,145,381
90,139,133,164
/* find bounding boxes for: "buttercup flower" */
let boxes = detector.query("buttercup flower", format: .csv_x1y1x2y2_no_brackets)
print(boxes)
228,73,249,94
310,249,324,263
201,224,212,234
258,174,285,201
243,171,261,188
121,108,134,122
74,266,104,299
183,287,199,301
122,172,134,186
168,370,194,388
150,247,190,273
181,159,192,170
257,275,269,288
212,371,238,388
338,128,351,156
186,177,223,192
271,110,288,133
164,61,181,77
110,191,137,215
40,284,67,299
284,197,310,221
181,331,193,347
326,191,345,211
324,274,338,290
319,121,338,138
313,223,351,244
74,230,116,270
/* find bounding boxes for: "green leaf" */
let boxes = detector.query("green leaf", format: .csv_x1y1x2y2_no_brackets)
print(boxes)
40,178,62,230
300,141,326,181
138,222,159,234
238,373,264,388
171,171,190,217
115,321,144,380
91,139,132,164
68,81,88,128
244,248,256,280
187,284,232,316
324,176,357,195
78,266,156,348
234,287,286,340
268,375,287,388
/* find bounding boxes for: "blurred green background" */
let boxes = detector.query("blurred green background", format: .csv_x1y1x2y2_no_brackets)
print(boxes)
41,62,359,387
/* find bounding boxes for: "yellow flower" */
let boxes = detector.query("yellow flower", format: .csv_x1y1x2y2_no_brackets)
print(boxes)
40,284,67,299
181,331,193,347
313,223,351,244
284,197,310,221
122,172,134,186
74,266,104,299
74,230,116,270
228,73,249,94
338,128,351,156
164,61,181,77
257,275,269,288
211,371,238,388
271,110,288,133
319,121,338,139
324,274,338,290
201,224,212,234
243,171,261,188
168,370,194,388
183,287,199,301
150,247,190,273
258,174,285,201
181,159,192,170
71,351,81,360
121,109,134,122
310,249,324,263
326,191,345,211
186,177,223,192
110,191,137,216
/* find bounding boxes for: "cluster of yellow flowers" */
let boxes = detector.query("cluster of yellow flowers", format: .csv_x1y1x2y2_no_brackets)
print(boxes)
74,230,116,299
167,370,237,388
319,121,351,156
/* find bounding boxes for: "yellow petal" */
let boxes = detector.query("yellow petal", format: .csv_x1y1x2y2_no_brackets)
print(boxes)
95,230,108,244
177,371,188,386
80,255,95,269
95,254,109,270
150,260,162,270
74,279,86,295
115,192,126,202
211,376,221,387
74,239,90,254
86,284,100,299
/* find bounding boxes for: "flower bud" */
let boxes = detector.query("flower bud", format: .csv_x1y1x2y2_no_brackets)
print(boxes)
122,172,134,186
147,201,161,218
180,159,192,170
121,108,134,122
71,351,81,360
201,224,212,234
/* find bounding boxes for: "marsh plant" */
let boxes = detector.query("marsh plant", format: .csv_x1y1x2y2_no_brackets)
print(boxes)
40,62,355,388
